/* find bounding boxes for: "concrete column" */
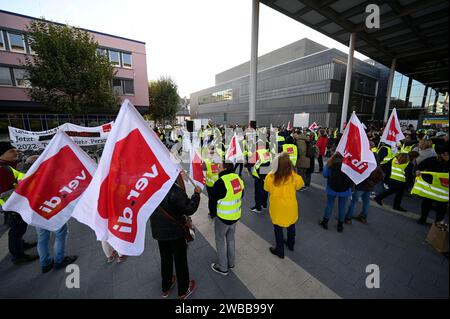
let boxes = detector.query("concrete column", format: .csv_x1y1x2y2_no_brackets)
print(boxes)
383,58,397,122
339,33,355,132
404,77,413,108
433,91,439,114
421,85,429,109
249,0,259,122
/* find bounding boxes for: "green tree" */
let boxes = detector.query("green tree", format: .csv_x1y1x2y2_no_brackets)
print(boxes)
148,77,180,123
24,20,119,114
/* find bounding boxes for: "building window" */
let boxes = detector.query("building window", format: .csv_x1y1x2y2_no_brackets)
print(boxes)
123,79,134,95
109,50,121,67
0,32,5,50
122,52,132,68
13,68,31,87
112,78,123,95
7,32,26,53
26,36,36,55
96,48,108,57
0,67,13,86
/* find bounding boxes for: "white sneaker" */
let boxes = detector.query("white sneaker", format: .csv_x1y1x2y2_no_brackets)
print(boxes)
250,207,262,213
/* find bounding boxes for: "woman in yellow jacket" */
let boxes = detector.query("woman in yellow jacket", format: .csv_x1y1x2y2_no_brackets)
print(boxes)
264,152,304,259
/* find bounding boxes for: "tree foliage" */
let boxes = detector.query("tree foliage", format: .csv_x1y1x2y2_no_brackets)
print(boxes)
148,77,180,122
24,20,119,114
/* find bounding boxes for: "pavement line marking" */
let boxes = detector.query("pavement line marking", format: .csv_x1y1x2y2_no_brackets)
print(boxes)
188,186,341,299
309,182,434,223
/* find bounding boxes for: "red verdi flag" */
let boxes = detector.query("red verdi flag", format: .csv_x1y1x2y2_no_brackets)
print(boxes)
309,122,318,131
189,135,206,189
72,100,181,256
225,133,243,164
3,131,96,231
335,112,377,185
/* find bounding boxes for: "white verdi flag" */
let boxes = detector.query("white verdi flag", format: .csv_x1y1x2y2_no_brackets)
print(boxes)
380,108,405,149
189,135,206,189
225,133,243,164
336,112,377,185
72,99,181,256
3,131,96,231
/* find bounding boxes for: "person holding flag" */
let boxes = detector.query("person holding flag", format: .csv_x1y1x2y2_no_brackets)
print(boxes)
4,131,97,273
209,161,244,276
0,142,38,265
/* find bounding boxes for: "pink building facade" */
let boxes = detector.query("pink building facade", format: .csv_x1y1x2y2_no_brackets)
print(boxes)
0,9,149,133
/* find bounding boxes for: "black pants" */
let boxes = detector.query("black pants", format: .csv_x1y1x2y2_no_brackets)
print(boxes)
206,186,214,216
420,198,448,222
376,181,405,209
273,224,295,257
254,177,268,209
317,155,324,172
234,163,243,176
157,238,189,296
7,212,28,259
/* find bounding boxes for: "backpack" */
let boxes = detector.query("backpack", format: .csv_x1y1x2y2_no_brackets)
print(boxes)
328,165,353,192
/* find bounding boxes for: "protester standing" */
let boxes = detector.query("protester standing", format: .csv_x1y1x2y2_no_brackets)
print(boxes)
319,153,353,233
315,129,328,173
264,153,304,258
293,130,311,190
150,173,201,299
209,162,244,275
0,142,38,265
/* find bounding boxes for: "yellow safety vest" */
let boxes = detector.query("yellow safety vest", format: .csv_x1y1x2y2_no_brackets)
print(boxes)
252,149,272,178
371,147,378,153
314,132,319,141
0,166,25,206
216,173,244,221
400,144,414,154
205,159,220,187
411,172,449,202
282,143,298,166
379,146,395,165
390,160,409,183
276,135,285,143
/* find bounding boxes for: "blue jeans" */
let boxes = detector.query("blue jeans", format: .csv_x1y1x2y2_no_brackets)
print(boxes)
36,223,68,267
323,195,349,222
346,191,371,219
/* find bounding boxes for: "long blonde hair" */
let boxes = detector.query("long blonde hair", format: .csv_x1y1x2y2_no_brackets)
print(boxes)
273,152,294,186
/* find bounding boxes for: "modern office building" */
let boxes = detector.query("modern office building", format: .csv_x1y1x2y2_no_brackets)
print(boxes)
0,9,149,133
190,38,391,128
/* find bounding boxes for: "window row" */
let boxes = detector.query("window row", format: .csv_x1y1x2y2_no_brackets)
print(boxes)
198,89,232,105
0,30,34,54
97,47,132,68
0,66,30,87
0,65,134,96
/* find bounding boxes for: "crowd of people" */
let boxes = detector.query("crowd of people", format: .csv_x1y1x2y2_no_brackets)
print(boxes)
0,120,448,299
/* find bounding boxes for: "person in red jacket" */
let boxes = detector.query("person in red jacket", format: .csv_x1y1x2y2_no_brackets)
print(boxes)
315,129,328,173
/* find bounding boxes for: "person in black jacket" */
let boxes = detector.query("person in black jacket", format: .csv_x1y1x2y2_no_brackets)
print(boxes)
150,173,201,299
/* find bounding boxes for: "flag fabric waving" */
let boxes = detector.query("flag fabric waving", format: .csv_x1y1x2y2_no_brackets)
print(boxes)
287,121,292,131
189,135,206,189
309,122,319,131
225,133,243,164
3,131,97,231
380,108,405,150
72,100,181,256
335,112,377,185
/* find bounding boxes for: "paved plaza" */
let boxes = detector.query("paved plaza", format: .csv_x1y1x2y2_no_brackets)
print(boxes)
0,165,448,299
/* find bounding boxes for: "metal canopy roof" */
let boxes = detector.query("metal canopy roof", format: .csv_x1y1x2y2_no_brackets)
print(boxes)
260,0,449,93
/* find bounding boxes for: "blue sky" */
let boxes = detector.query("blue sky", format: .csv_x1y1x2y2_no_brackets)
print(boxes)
0,0,369,97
